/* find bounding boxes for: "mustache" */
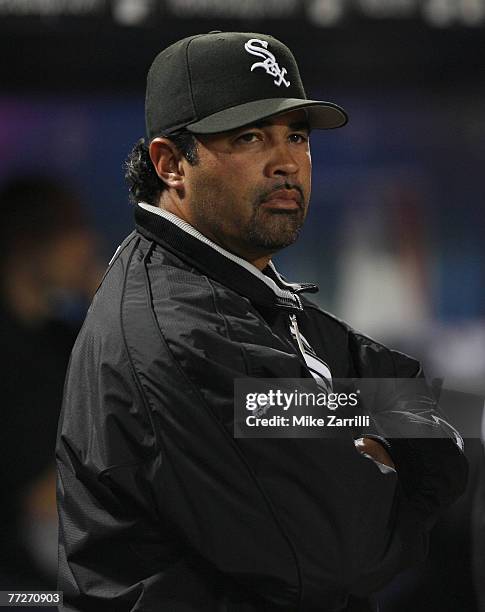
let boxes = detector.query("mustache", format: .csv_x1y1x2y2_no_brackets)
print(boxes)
256,182,305,207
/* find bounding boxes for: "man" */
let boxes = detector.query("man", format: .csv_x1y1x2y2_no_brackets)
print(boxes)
56,32,467,611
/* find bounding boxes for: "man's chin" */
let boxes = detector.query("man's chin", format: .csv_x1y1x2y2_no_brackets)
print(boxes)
247,229,302,252
244,208,305,251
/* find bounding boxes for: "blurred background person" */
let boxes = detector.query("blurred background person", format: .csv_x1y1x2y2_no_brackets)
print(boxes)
0,176,103,593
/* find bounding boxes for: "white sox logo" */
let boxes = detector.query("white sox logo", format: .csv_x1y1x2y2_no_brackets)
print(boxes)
244,38,291,88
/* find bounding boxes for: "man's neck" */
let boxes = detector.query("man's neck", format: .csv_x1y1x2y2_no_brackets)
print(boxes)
157,199,272,271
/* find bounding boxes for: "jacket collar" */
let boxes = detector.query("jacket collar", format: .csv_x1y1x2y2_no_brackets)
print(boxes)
135,202,318,311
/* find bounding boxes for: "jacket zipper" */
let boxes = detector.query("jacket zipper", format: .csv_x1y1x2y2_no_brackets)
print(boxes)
288,313,306,358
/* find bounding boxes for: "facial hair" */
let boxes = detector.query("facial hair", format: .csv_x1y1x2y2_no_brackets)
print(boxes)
245,181,307,251
189,174,308,257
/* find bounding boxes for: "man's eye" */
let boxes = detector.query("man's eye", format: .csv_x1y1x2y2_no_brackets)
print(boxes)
236,132,260,143
289,133,309,143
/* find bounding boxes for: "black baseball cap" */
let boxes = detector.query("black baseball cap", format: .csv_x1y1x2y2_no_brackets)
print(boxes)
145,31,348,140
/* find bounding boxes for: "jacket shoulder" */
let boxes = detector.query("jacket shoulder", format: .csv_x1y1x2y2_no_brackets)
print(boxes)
57,233,160,472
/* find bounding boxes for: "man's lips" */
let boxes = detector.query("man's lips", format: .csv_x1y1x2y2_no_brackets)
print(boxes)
261,189,302,210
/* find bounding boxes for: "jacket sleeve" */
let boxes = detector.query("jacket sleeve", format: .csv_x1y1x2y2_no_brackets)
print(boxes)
346,334,469,594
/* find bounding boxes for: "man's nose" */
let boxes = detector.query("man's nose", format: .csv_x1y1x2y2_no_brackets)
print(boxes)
265,143,299,178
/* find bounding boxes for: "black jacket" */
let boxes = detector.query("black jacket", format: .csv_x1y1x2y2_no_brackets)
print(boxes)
56,204,468,611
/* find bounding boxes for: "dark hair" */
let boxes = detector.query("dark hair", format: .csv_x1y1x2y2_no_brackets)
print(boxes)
124,132,199,206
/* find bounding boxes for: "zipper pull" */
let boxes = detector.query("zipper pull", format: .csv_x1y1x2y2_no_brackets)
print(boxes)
289,313,305,356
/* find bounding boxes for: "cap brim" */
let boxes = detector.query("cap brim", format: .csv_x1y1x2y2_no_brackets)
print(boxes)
185,98,348,134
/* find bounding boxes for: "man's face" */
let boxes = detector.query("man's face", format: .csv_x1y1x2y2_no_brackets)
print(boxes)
181,109,312,262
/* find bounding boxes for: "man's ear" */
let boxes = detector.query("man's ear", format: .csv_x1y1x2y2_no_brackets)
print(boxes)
149,138,185,190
